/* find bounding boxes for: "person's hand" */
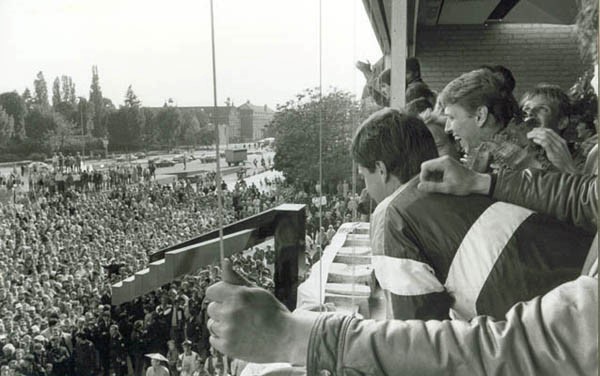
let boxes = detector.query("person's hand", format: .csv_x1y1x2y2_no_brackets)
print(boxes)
206,259,314,365
418,156,491,196
527,128,577,173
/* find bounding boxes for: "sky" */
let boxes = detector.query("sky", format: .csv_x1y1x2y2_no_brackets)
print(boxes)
0,0,382,110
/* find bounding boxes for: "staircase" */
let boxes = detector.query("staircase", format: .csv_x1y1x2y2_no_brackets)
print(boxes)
323,226,376,316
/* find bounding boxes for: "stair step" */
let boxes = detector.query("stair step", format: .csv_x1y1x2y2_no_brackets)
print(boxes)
334,254,372,265
337,246,372,256
324,293,370,317
325,283,371,296
327,263,373,283
343,237,371,247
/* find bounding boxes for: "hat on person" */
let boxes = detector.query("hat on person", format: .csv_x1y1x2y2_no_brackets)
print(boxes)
182,339,192,347
145,353,168,362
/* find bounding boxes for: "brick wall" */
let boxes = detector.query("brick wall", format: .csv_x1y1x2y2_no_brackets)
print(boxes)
416,23,587,100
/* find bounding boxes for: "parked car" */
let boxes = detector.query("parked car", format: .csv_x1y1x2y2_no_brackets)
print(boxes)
200,154,217,163
155,159,176,167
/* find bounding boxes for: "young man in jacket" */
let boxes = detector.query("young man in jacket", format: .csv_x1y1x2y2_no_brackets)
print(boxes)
353,109,591,321
205,158,597,375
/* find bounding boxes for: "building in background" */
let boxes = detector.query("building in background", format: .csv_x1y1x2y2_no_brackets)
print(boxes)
194,105,241,144
238,101,275,142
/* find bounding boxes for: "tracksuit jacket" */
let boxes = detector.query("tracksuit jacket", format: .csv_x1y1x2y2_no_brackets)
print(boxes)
369,176,593,321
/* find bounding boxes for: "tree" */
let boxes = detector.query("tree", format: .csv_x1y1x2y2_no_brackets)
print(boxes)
0,106,14,148
106,86,145,150
52,77,62,108
124,85,141,107
89,65,106,137
24,105,74,151
142,108,157,148
77,97,93,135
180,111,202,145
107,106,145,151
61,75,76,105
155,105,182,148
270,88,360,193
0,91,27,141
22,88,34,111
33,71,49,107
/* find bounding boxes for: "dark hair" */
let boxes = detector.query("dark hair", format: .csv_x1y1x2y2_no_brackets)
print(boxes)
438,69,518,126
406,85,436,104
351,108,438,183
406,97,434,115
406,57,421,77
480,65,516,94
520,84,571,118
576,0,598,64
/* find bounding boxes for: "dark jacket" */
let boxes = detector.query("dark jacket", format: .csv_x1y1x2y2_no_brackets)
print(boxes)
307,170,598,376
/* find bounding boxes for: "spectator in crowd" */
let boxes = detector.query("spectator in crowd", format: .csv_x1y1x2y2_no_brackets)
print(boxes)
439,68,554,173
166,340,179,376
178,340,200,376
405,57,435,106
146,353,170,376
203,347,227,376
521,84,581,173
479,64,517,94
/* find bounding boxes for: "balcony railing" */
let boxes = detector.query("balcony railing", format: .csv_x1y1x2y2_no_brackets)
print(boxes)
111,203,306,309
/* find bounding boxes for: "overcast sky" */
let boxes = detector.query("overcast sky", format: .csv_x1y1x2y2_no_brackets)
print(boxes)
0,0,382,109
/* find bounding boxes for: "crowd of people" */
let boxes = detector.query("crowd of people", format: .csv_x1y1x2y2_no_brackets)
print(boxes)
1,0,598,375
0,151,359,375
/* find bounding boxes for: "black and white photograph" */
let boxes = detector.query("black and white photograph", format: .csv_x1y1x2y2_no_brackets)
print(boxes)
0,0,597,375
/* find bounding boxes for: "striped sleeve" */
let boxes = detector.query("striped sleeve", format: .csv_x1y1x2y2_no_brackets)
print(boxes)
371,194,451,320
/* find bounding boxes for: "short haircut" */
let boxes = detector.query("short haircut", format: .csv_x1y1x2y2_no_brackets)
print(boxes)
406,97,434,115
406,57,421,76
479,64,516,93
520,84,571,119
406,84,436,104
438,69,518,127
351,108,438,183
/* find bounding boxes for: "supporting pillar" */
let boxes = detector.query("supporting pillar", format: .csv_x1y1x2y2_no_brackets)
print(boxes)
390,0,408,110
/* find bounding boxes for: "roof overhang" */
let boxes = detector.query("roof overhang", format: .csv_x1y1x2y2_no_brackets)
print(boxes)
362,0,578,53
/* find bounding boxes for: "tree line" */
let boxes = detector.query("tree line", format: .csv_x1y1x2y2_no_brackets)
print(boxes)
0,66,215,162
0,66,365,194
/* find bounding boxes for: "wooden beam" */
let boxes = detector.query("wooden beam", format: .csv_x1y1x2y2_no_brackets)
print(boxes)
390,0,408,109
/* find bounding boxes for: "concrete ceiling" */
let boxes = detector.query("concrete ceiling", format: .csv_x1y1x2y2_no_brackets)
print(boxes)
363,0,579,52
502,0,578,24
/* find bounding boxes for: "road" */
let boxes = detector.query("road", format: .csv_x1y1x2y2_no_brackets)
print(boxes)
2,145,280,193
